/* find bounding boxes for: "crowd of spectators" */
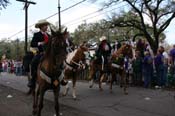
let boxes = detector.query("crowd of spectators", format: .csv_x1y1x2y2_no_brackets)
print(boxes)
0,59,23,76
126,39,175,88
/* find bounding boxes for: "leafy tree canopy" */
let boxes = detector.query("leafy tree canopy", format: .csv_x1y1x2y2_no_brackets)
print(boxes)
0,0,9,10
99,0,175,54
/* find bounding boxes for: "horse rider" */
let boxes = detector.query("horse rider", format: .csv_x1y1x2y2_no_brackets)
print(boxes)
96,36,112,71
28,19,67,91
64,29,75,53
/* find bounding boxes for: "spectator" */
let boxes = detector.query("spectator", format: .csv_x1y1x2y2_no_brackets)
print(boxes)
161,46,169,87
132,51,143,86
0,60,2,74
136,39,146,58
154,47,165,88
143,51,153,88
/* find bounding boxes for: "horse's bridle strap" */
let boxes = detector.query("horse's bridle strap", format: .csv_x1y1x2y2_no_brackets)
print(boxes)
71,60,82,66
65,60,74,68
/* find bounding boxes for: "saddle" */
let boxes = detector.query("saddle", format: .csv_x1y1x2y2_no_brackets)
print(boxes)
111,54,124,69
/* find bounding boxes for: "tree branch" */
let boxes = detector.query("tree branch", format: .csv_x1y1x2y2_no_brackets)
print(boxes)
159,12,175,34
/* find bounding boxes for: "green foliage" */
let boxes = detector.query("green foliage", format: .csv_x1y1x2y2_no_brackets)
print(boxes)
72,19,131,45
101,0,175,54
0,39,25,60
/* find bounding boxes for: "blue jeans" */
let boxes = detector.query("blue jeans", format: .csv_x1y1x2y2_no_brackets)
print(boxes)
143,67,153,88
163,64,168,86
156,64,165,86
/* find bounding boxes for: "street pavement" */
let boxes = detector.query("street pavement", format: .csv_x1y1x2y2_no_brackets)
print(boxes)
0,84,100,116
0,72,175,116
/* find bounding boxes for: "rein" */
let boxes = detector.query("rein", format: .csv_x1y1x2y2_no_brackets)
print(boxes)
65,59,85,70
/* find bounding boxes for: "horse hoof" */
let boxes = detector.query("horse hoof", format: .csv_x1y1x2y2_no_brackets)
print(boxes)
62,93,66,96
110,90,113,93
73,96,77,100
62,91,67,96
62,88,69,96
54,113,63,116
89,85,93,88
32,110,37,115
26,88,32,95
124,91,128,95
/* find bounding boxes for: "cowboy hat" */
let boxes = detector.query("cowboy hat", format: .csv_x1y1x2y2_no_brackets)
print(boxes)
35,19,50,28
99,36,107,41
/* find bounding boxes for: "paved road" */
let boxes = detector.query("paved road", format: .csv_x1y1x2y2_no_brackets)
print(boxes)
0,84,100,116
0,72,175,116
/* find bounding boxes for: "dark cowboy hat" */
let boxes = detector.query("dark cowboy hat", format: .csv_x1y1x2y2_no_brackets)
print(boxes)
35,19,50,28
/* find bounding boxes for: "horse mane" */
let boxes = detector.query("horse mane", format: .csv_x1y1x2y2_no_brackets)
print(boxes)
72,45,87,62
112,44,127,59
66,49,77,63
43,36,56,74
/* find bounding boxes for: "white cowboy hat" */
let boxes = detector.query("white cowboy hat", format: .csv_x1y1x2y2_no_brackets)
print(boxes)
99,36,107,41
35,19,50,28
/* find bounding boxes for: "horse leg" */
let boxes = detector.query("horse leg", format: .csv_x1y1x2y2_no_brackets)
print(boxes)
89,79,94,88
99,72,104,91
89,68,96,88
32,84,39,115
53,87,60,116
62,81,70,96
122,71,128,95
62,76,69,96
37,86,46,116
72,75,77,100
110,71,116,93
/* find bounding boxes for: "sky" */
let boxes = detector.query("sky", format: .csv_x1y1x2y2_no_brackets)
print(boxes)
0,0,174,44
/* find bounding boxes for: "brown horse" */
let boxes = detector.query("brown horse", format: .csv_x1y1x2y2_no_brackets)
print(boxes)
89,44,133,94
32,29,68,116
62,44,89,99
110,44,133,94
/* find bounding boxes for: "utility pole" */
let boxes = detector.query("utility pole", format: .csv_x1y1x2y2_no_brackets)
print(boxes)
58,0,61,31
16,0,36,55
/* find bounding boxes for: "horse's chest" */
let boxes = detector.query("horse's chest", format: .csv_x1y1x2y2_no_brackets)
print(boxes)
113,56,124,65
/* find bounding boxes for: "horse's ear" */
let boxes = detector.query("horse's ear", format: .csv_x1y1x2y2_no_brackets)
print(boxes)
80,42,88,51
63,28,68,35
50,28,56,36
49,24,57,36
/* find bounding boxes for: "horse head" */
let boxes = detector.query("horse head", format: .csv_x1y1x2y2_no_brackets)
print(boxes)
112,43,133,59
43,26,68,73
74,44,89,69
121,44,133,58
78,43,89,61
65,43,89,70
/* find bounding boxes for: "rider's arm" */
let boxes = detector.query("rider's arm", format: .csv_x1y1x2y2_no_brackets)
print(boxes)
31,33,39,47
31,33,44,47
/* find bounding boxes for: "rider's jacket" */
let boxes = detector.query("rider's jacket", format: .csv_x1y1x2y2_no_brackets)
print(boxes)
96,41,112,58
30,31,49,53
